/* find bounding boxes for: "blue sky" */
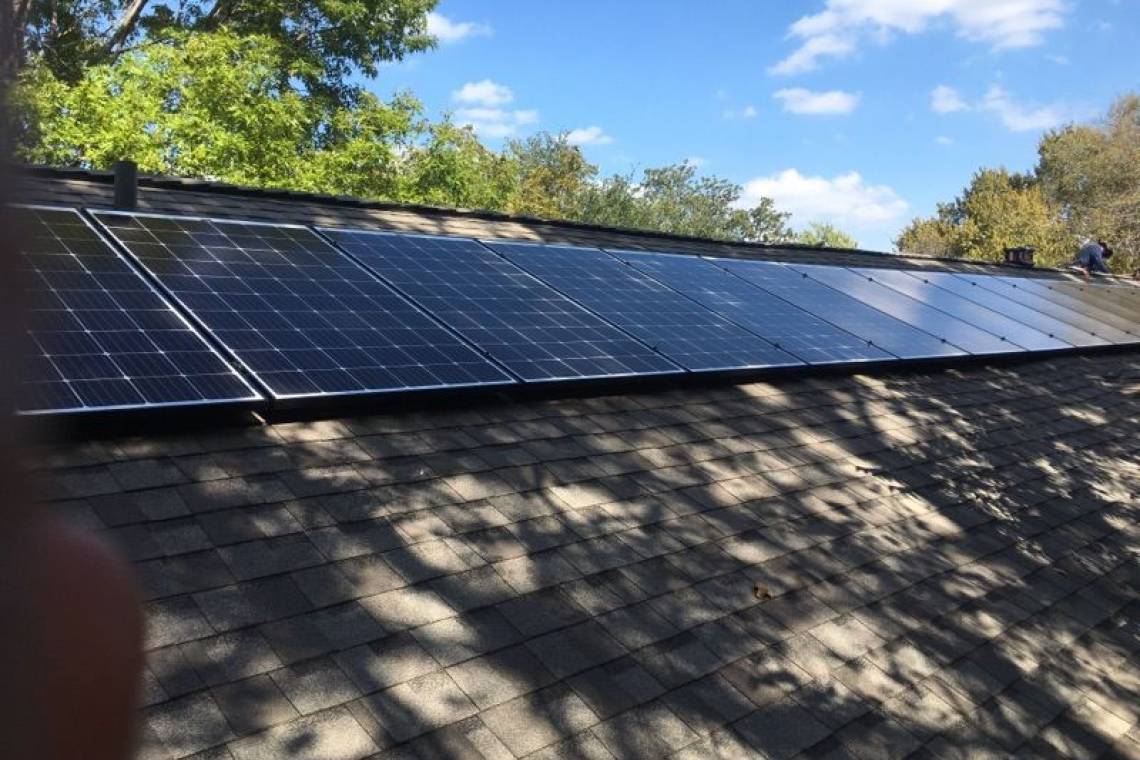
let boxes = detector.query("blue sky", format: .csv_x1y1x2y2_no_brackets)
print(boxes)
372,1,1137,250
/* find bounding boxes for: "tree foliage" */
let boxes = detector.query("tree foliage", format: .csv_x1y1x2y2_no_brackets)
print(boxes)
793,221,858,249
898,94,1140,273
14,0,436,104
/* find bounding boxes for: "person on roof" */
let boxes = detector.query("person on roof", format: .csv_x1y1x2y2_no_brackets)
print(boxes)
1071,239,1113,277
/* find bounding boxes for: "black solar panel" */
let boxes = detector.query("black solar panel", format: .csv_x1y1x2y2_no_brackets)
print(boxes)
992,276,1140,338
794,264,1021,356
865,268,1070,352
905,271,1105,347
955,274,1134,345
17,207,259,413
609,250,891,365
321,229,681,381
484,242,803,372
93,212,513,398
716,259,962,359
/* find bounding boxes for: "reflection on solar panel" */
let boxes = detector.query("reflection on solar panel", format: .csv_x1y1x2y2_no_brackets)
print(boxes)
793,265,1019,355
1051,281,1140,324
485,242,803,371
957,274,1135,345
94,212,513,398
905,270,1106,348
716,259,961,359
994,277,1140,337
609,250,891,365
864,268,1069,352
322,229,681,381
16,207,260,413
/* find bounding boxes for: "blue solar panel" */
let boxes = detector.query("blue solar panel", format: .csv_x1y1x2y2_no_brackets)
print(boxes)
903,270,1106,348
864,268,1070,352
792,264,1021,356
321,229,681,381
954,273,1134,345
16,206,260,414
608,249,891,365
94,212,514,398
991,276,1140,339
484,242,803,372
716,259,962,359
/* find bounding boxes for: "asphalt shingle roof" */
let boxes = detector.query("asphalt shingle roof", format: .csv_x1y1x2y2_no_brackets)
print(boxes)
30,351,1140,759
17,170,1140,759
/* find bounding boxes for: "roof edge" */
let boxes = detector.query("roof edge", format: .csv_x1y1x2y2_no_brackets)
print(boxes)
11,163,1079,275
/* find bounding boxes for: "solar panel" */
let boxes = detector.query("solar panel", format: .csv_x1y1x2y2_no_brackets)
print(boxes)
904,270,1106,348
956,273,1136,345
484,242,803,372
16,206,260,414
864,268,1070,352
1016,276,1140,330
715,259,962,359
321,229,681,381
93,212,514,398
1052,281,1140,322
792,264,1021,356
1004,278,1140,334
608,249,892,365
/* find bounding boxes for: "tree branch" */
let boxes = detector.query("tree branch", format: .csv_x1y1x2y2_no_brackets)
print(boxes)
203,0,238,28
104,0,150,58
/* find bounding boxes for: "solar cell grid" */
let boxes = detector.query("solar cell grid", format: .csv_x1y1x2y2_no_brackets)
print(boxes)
993,277,1140,336
956,273,1135,345
16,206,259,413
322,229,681,381
861,267,1069,352
94,212,513,398
792,264,1020,355
902,270,1106,348
484,241,803,372
715,259,962,360
609,249,892,365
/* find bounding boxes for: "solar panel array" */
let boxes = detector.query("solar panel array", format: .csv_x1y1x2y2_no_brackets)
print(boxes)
15,207,1140,416
609,249,892,365
792,264,1021,356
16,207,259,414
715,259,964,359
485,241,803,371
93,212,513,399
321,229,680,381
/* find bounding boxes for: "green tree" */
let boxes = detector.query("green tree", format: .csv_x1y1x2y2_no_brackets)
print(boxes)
895,168,1071,266
13,31,422,194
505,133,596,219
13,0,436,103
793,221,858,248
1037,94,1140,272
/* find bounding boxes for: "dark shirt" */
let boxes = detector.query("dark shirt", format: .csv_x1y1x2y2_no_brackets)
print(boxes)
1074,243,1109,273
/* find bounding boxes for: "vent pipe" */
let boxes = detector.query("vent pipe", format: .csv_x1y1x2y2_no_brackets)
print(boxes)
113,160,138,210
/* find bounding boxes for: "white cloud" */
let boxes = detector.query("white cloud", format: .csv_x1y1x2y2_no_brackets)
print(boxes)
452,80,514,107
427,12,492,43
455,108,539,138
771,0,1066,75
979,85,1073,131
936,135,954,145
773,88,861,115
931,85,969,113
739,169,908,229
566,126,614,146
722,105,758,120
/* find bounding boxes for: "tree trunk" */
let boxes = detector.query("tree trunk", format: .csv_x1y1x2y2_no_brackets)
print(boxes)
104,0,149,58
